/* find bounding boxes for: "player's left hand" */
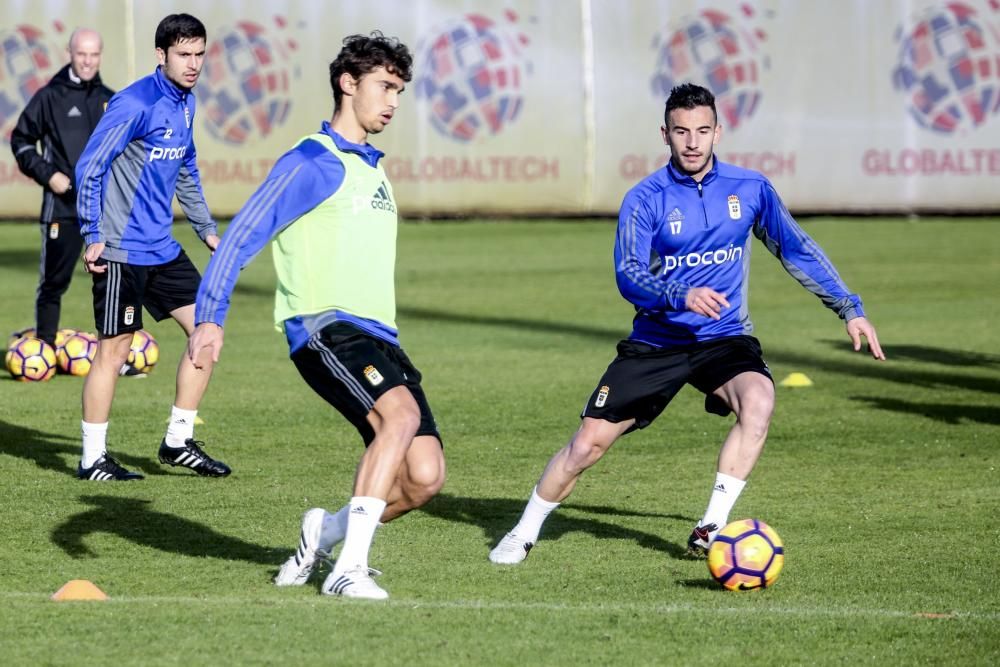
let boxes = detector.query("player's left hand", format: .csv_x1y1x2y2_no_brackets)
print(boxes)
205,234,220,253
846,316,885,360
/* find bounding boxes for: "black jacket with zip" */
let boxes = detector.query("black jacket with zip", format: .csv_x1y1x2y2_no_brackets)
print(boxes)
10,64,114,222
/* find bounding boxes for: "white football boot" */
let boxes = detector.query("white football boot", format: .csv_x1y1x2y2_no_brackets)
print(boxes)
274,508,336,586
322,567,389,600
488,531,534,564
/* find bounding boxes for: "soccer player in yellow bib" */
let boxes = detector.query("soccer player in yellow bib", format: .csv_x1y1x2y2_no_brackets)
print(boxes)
188,32,445,600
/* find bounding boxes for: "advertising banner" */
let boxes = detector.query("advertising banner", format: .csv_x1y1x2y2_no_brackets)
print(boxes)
593,0,1000,213
1,0,998,217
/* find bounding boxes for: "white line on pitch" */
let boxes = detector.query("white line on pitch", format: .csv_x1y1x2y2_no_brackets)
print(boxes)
2,591,997,620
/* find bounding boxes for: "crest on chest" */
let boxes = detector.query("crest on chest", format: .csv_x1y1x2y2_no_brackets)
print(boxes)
727,194,741,220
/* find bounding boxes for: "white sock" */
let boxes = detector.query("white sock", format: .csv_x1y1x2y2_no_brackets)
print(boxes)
164,406,197,447
320,505,350,552
81,421,108,468
333,496,386,573
512,486,560,544
700,472,747,530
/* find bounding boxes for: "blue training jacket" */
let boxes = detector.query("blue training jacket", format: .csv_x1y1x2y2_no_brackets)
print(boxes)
76,67,216,265
616,159,864,347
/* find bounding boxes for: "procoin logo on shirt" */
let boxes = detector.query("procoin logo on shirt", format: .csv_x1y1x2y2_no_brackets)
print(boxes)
662,245,744,272
149,146,188,162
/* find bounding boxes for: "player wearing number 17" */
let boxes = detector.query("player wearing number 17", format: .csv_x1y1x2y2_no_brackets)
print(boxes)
489,83,886,567
188,32,445,600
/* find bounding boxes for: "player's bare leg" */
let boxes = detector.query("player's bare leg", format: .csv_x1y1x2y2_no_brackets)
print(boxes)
382,435,446,521
353,386,422,498
688,371,775,555
78,332,144,480
277,420,444,589
537,417,634,502
713,372,775,479
349,408,446,520
321,386,421,599
157,304,230,477
82,332,132,423
490,417,633,564
170,304,214,411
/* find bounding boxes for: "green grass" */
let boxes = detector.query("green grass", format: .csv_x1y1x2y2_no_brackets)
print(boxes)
0,218,998,665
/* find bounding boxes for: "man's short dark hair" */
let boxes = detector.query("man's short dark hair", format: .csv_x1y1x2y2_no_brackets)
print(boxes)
664,83,718,127
329,31,413,108
155,14,207,52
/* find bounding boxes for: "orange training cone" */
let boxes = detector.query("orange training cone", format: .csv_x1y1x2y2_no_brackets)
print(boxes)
51,579,109,601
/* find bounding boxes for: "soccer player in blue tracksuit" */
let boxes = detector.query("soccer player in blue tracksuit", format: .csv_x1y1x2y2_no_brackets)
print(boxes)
490,83,885,565
73,14,230,481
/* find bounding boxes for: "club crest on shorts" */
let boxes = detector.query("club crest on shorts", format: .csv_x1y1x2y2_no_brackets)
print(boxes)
48,223,59,239
123,306,135,325
595,385,610,408
728,195,741,220
363,364,384,386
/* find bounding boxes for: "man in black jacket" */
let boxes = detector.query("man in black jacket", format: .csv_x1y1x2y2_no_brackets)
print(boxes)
10,28,114,347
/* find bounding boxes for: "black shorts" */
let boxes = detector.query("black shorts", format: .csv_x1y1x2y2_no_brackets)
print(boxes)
582,335,772,432
291,321,440,446
91,251,200,337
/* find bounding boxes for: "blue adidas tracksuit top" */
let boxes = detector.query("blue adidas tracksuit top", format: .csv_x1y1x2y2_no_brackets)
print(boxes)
76,66,216,265
616,159,864,348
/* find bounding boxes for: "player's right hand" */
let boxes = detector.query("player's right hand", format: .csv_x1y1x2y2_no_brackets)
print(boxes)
48,172,71,194
83,243,106,273
188,323,224,369
685,287,729,320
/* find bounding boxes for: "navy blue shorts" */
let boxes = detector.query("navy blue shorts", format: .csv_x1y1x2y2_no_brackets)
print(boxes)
91,250,200,337
291,322,441,447
581,335,772,432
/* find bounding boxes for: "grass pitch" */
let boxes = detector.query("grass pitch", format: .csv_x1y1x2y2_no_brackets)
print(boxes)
0,218,998,665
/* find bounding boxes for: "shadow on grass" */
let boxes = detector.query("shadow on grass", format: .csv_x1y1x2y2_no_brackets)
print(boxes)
0,248,42,272
52,495,287,564
766,347,1000,395
676,579,721,590
0,419,166,477
850,396,1000,426
201,301,1000,397
418,493,697,560
822,339,1000,368
398,305,626,343
399,307,998,396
